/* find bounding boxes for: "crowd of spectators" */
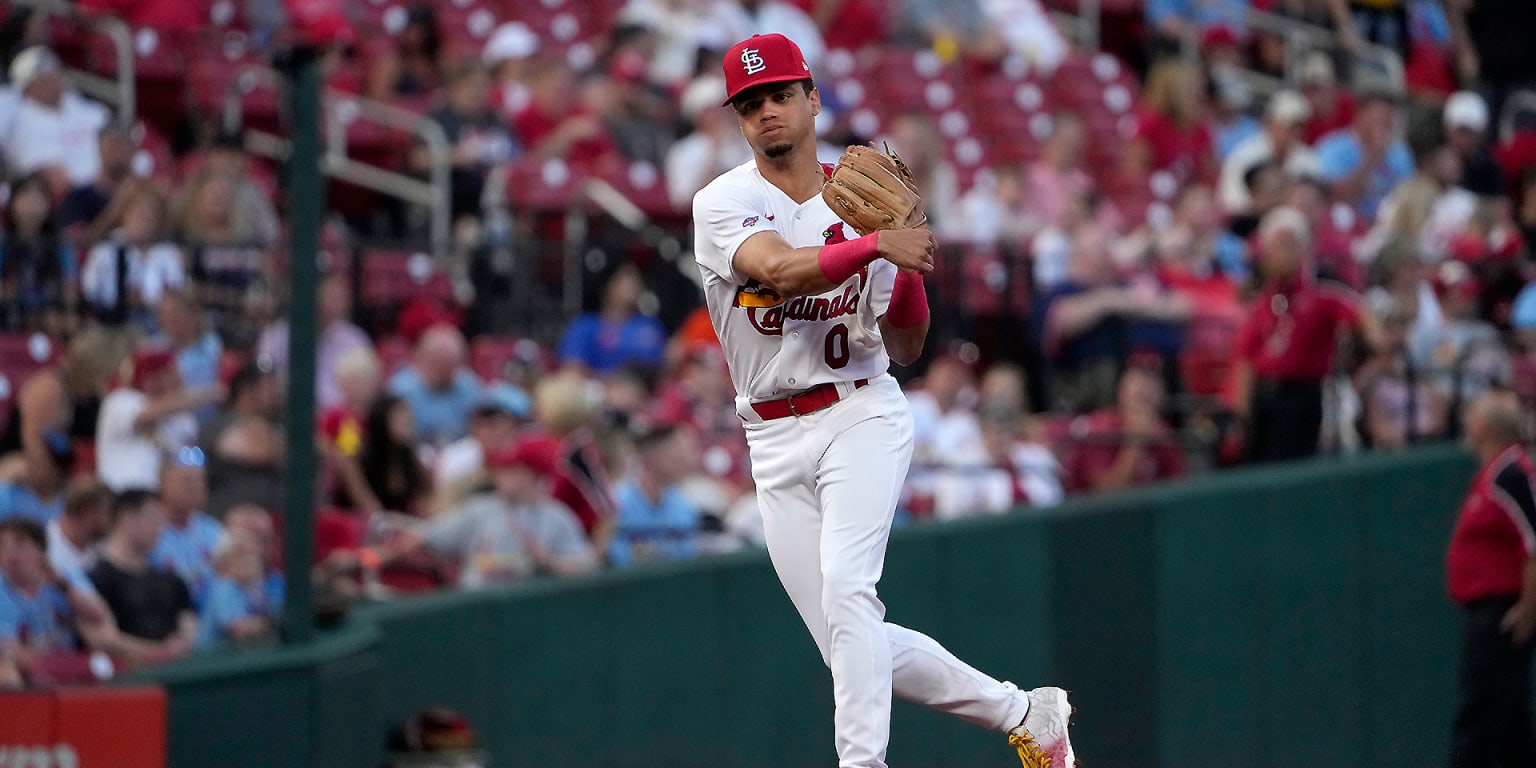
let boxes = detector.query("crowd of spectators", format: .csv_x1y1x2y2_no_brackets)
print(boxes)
2,0,1536,687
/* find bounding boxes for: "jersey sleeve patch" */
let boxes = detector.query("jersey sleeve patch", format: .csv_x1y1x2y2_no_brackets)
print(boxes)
693,175,775,285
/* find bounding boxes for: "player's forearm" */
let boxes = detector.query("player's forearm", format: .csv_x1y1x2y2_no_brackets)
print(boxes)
777,237,884,297
880,270,930,366
881,319,928,366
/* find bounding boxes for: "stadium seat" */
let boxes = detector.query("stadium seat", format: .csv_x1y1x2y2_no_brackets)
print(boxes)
0,332,62,435
594,161,682,221
88,26,192,135
189,33,280,132
357,248,455,310
505,157,583,213
374,335,414,377
469,334,523,382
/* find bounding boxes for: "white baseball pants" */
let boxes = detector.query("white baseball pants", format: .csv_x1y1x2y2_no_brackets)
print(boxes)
741,375,1030,768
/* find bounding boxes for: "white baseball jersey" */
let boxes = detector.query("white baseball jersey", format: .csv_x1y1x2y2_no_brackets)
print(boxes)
693,160,897,404
694,160,1033,768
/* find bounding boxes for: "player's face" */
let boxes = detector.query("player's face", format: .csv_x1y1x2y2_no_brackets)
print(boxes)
732,82,819,160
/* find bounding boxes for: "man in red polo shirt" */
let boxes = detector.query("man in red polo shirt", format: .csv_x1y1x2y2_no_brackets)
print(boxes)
1447,391,1536,768
1231,206,1383,462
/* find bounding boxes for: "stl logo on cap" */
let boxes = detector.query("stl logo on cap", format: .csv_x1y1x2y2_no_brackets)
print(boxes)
722,33,813,105
741,47,766,75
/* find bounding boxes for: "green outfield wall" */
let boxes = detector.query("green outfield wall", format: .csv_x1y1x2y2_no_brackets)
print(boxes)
139,444,1477,768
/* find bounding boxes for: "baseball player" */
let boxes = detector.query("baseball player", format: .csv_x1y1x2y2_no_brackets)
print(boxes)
691,33,1077,768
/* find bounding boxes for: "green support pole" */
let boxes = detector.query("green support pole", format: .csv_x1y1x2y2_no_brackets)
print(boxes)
280,46,322,643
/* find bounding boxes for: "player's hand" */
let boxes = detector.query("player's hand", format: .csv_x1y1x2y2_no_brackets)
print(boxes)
1502,600,1536,646
876,228,936,274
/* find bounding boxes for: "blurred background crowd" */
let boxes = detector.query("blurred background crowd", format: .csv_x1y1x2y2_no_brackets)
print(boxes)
2,0,1536,687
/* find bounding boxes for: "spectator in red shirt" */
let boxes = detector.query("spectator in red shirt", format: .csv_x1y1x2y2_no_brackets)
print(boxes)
1232,206,1384,462
513,58,620,169
1062,362,1185,494
483,22,539,119
1124,59,1217,188
1285,175,1365,289
1152,184,1245,317
527,370,618,547
1445,390,1536,768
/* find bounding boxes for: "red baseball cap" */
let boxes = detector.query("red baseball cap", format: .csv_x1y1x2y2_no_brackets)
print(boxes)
721,34,813,106
486,439,555,476
130,348,177,390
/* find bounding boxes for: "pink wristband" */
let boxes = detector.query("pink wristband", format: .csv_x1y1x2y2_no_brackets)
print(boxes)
817,231,881,285
885,270,929,328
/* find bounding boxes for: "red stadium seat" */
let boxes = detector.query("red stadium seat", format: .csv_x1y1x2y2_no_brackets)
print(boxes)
469,335,524,382
130,121,178,183
357,248,455,310
374,335,414,377
505,157,583,213
89,26,192,135
0,332,62,435
189,33,280,131
594,161,682,221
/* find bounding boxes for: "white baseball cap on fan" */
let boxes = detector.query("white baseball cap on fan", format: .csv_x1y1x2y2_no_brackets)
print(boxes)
1444,91,1489,132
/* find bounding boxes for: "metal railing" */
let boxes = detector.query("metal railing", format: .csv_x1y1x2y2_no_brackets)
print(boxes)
17,0,134,125
1048,0,1101,53
1180,8,1405,96
557,176,685,316
223,66,453,260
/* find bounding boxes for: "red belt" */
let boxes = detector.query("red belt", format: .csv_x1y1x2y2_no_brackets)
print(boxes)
750,379,868,420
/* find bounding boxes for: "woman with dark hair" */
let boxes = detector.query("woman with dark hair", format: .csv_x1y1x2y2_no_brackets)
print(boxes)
350,394,430,516
365,5,442,103
0,172,76,334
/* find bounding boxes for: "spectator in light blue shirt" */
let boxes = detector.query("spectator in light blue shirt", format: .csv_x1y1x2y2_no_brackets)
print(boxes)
0,517,114,676
1314,93,1414,223
150,450,224,608
1146,0,1250,43
558,262,667,374
153,290,223,424
1513,281,1536,351
0,431,72,524
196,528,280,648
609,423,702,567
1210,69,1262,162
389,324,483,448
0,520,76,654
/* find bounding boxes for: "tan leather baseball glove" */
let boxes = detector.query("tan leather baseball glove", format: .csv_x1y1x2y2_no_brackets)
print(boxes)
821,143,927,236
